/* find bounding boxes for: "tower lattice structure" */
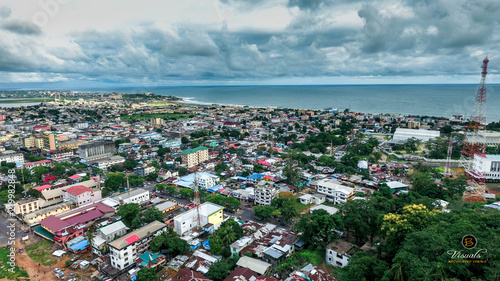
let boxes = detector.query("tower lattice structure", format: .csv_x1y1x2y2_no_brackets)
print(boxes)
460,57,489,198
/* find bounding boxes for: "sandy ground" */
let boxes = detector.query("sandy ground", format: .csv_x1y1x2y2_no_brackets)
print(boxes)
1,236,93,281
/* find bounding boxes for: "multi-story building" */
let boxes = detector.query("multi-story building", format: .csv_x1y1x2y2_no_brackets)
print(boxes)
10,198,43,216
151,117,164,128
134,165,156,177
473,154,500,182
326,240,359,267
315,179,355,205
181,146,209,168
88,155,125,169
78,141,116,161
23,134,44,149
174,172,220,190
0,151,25,164
173,202,224,236
254,182,278,206
62,185,102,206
43,132,58,150
108,221,167,270
58,139,88,150
23,201,76,226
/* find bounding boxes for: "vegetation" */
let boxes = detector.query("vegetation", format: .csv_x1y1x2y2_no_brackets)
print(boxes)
116,203,141,227
205,194,240,208
0,247,29,279
206,255,240,281
136,267,159,281
25,240,58,266
296,209,343,247
209,219,244,257
149,228,188,255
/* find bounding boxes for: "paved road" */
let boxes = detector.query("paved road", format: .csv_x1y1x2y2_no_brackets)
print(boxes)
0,211,28,246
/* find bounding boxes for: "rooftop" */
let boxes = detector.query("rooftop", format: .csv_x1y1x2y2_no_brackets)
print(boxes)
108,221,167,250
181,146,209,155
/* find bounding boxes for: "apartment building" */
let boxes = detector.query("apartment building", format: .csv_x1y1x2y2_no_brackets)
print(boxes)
181,146,209,168
173,202,224,236
78,141,116,161
62,185,102,206
108,221,167,270
315,179,355,205
254,182,278,206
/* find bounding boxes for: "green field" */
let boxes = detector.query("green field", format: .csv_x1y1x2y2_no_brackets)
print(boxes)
25,240,59,266
0,247,29,279
120,113,193,121
292,201,312,213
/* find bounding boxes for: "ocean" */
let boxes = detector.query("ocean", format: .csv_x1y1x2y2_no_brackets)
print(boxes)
107,84,500,122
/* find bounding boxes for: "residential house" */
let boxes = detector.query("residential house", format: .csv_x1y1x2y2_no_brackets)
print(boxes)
326,240,359,268
62,185,102,206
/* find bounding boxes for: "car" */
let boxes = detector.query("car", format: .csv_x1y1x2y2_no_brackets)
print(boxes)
54,268,62,273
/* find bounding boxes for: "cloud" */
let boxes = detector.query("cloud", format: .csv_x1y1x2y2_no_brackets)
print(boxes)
0,0,499,85
2,20,42,35
0,6,11,19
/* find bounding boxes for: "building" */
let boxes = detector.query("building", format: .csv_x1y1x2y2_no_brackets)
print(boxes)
309,205,339,215
58,139,88,150
173,202,224,236
0,151,25,164
78,141,116,161
236,256,272,276
326,240,359,267
473,154,500,182
151,118,165,128
392,128,440,142
484,131,500,146
254,182,278,206
286,263,337,281
11,198,43,216
155,201,177,214
298,194,326,205
108,221,167,270
315,179,355,205
23,134,44,149
174,172,220,190
23,201,76,226
104,188,150,207
43,132,58,150
88,155,125,169
384,181,409,192
181,146,209,168
62,185,102,206
96,221,129,242
134,165,156,177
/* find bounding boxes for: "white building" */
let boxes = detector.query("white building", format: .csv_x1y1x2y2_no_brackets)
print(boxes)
309,204,339,215
315,179,355,205
326,240,358,268
103,188,150,208
0,151,24,164
473,154,500,182
254,183,279,206
298,194,326,205
96,221,129,242
108,221,167,270
173,202,224,236
89,156,125,169
393,128,440,142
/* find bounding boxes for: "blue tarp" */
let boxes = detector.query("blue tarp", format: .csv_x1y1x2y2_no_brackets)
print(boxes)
68,239,89,252
248,173,264,180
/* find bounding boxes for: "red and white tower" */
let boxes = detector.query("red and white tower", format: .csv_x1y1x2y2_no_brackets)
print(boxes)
461,57,489,198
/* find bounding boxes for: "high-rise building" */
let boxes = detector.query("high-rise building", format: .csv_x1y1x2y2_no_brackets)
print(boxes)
43,132,58,150
181,146,209,168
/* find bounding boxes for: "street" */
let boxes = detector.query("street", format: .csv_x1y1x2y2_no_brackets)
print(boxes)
0,211,27,246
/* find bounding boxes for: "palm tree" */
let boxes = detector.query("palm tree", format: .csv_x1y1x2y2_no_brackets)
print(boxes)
86,228,95,258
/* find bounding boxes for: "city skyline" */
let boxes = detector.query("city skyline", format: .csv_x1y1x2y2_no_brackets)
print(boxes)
0,0,499,88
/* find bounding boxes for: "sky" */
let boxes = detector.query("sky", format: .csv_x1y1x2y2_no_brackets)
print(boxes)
0,0,499,88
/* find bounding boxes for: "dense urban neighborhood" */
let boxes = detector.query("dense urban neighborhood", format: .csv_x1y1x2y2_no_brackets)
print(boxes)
1,91,500,281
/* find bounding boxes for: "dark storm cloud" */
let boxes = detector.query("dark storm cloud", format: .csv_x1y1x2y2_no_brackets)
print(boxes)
1,0,499,84
2,20,42,35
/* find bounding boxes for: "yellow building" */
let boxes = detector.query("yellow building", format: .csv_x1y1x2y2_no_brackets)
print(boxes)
43,132,58,150
23,201,76,226
181,146,209,168
173,202,224,235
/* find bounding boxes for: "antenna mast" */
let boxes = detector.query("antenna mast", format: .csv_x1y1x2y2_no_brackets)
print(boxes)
461,57,489,200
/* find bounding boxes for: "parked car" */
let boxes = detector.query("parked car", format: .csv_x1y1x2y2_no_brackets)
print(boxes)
54,268,62,273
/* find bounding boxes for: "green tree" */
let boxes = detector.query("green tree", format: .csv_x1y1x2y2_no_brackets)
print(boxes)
136,267,159,281
179,188,194,199
146,172,158,181
280,204,297,224
144,207,164,223
343,252,388,281
26,188,41,198
104,173,126,190
254,205,275,220
215,162,229,174
110,164,125,172
165,185,178,195
130,216,144,230
123,159,138,170
343,199,379,245
253,164,264,173
206,261,229,281
51,164,66,176
296,209,343,247
116,203,141,227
